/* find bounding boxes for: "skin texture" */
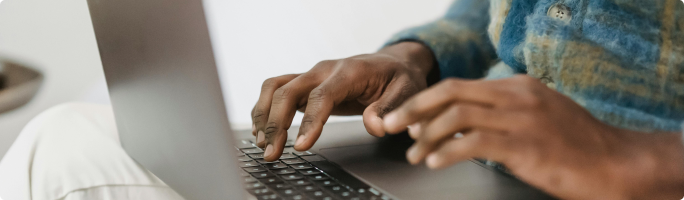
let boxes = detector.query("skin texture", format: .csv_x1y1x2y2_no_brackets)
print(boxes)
382,75,684,200
251,42,435,161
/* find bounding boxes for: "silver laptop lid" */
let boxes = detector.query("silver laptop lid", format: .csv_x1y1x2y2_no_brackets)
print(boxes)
86,0,245,199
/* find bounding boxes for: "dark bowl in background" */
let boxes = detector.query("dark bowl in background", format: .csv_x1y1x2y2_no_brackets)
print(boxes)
0,59,43,114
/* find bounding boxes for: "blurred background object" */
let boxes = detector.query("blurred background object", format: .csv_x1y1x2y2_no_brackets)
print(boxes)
0,59,43,114
0,0,451,159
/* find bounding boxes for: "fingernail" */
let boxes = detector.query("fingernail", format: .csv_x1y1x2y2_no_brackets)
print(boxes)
406,146,420,164
264,144,274,157
383,113,397,128
252,124,256,133
257,131,265,144
408,122,421,137
426,153,440,169
295,135,307,149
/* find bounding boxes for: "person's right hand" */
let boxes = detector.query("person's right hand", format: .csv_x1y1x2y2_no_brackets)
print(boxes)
252,42,437,161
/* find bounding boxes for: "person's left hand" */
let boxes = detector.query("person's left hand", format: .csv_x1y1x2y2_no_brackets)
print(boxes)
382,75,684,200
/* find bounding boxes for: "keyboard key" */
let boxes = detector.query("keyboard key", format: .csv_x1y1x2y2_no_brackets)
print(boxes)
317,180,337,186
256,194,279,200
240,171,250,177
298,169,321,175
244,182,266,189
306,191,326,198
325,185,346,192
239,161,260,168
279,154,297,160
236,139,256,149
255,159,280,164
276,188,299,196
287,194,306,200
249,188,273,195
290,164,313,170
297,185,318,192
243,166,267,173
285,140,295,147
242,148,264,154
356,188,383,200
282,147,297,153
300,155,326,162
236,152,246,157
274,168,296,175
251,172,276,178
308,175,329,181
293,151,315,156
238,157,253,162
260,177,283,184
249,154,265,159
290,179,313,186
282,159,306,165
306,191,334,200
243,177,258,183
267,183,292,189
265,162,288,169
281,174,304,181
336,191,356,198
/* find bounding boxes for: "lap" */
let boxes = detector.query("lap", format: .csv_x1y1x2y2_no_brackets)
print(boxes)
0,103,184,200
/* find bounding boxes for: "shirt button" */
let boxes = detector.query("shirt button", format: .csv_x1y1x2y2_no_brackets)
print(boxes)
547,4,572,23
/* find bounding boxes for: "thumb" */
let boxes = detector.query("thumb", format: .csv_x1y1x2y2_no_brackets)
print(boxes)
363,79,421,137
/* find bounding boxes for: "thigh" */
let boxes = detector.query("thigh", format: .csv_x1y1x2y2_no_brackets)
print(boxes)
11,103,183,200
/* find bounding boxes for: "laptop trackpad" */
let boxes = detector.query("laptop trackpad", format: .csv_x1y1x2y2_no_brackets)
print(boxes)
317,138,554,200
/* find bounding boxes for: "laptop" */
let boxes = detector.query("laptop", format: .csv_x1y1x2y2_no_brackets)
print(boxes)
86,0,555,199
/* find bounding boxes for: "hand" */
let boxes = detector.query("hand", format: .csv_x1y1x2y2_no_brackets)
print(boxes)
252,42,436,161
383,75,684,200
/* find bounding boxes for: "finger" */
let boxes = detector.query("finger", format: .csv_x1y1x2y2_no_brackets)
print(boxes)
261,74,325,161
406,104,515,164
407,122,424,139
425,129,510,169
364,75,423,136
295,72,362,151
383,78,513,133
252,74,299,138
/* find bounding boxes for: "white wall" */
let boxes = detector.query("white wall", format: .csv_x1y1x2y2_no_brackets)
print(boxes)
0,0,452,157
204,0,452,128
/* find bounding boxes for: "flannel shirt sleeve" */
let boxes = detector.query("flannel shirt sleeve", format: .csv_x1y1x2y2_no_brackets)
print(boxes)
383,0,498,80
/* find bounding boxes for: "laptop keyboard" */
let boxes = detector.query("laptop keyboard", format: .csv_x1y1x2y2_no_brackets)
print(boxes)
235,139,392,200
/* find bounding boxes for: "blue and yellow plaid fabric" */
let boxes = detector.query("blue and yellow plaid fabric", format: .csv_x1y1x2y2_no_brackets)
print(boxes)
386,0,684,132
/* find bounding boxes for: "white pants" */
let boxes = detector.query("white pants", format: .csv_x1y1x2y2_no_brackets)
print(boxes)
0,103,185,200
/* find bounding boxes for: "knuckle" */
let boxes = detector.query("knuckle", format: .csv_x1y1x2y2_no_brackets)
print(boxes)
452,106,470,122
521,93,543,108
512,115,535,132
308,87,328,102
273,87,294,102
264,121,279,136
341,58,371,69
301,114,317,124
313,60,336,71
252,109,267,122
261,77,279,90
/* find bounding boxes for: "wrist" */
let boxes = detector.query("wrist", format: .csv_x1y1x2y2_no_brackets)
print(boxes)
608,128,684,199
378,42,436,79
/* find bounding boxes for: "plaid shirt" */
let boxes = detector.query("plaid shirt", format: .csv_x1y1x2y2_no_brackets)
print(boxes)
386,0,684,132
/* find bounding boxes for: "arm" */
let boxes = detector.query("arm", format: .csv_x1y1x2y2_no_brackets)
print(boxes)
382,76,684,200
384,0,498,80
